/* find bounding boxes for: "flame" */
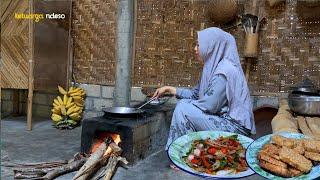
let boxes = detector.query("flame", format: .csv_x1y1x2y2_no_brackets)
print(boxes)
90,133,121,155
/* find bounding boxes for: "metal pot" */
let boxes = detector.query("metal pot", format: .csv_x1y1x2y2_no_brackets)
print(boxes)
288,94,320,116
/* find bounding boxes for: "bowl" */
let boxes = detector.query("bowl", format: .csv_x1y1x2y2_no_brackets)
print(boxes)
288,94,320,116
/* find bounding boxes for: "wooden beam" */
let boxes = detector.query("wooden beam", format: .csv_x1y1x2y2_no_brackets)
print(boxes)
27,0,34,131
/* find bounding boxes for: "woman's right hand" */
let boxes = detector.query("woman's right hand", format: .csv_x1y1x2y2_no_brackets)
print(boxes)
152,86,176,98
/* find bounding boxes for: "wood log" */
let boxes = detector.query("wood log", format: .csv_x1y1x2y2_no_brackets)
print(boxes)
43,157,86,180
73,142,107,180
103,155,128,180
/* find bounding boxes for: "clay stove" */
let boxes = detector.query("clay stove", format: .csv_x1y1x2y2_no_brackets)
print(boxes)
80,105,173,163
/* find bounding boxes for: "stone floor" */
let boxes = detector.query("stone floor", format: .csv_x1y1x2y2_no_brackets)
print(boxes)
1,117,264,180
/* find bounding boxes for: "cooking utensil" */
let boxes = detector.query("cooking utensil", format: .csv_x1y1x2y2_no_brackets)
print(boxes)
103,106,144,116
137,96,157,109
288,94,320,115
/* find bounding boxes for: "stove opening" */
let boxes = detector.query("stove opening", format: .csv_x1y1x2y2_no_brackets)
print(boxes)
91,132,121,156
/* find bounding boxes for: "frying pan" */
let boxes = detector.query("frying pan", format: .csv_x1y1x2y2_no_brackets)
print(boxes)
103,96,158,116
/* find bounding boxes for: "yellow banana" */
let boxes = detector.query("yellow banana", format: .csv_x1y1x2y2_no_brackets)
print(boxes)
66,97,73,106
53,105,61,112
53,102,60,108
73,106,81,112
68,87,81,94
68,86,74,92
51,114,63,122
74,102,84,107
70,91,82,97
66,105,76,115
58,85,67,95
72,96,83,100
54,99,61,106
69,113,81,121
74,98,84,105
63,94,68,105
66,102,75,109
60,105,67,116
51,108,60,115
57,96,64,105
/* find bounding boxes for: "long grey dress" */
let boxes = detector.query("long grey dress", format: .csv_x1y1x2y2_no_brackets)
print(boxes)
165,74,250,150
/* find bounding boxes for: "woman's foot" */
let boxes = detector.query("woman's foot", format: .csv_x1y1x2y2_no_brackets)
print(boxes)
170,164,180,171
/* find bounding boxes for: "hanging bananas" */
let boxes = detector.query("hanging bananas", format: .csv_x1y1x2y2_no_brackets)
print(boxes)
51,85,86,129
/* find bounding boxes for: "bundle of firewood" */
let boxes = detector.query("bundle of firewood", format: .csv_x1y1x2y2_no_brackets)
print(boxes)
73,137,128,180
5,137,127,180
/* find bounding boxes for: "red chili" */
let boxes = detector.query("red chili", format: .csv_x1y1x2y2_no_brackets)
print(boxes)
191,158,199,164
221,147,228,154
208,147,217,155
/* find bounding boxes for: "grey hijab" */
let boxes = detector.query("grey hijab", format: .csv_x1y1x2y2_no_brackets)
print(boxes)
197,27,256,134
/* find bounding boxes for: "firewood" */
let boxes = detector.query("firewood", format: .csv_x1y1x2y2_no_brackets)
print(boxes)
43,157,86,180
103,155,128,180
12,154,86,180
73,141,107,180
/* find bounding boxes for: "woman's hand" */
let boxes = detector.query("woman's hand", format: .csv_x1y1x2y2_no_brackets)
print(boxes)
152,86,176,98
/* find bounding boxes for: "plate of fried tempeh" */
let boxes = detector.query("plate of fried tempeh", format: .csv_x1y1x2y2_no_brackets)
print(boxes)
246,132,320,179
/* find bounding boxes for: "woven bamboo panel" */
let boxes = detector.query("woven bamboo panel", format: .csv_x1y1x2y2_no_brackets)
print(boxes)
133,0,210,87
244,0,320,93
1,0,30,89
133,0,320,93
72,0,118,85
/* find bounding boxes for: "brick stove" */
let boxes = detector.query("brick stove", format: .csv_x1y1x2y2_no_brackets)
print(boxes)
80,105,173,163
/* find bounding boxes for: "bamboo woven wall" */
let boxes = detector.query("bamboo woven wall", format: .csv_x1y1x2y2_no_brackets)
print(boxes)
72,0,320,93
133,0,320,92
1,0,30,89
72,0,118,85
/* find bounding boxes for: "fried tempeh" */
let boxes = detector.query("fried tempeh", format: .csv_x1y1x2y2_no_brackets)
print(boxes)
258,151,287,168
303,140,320,153
261,143,280,156
272,135,295,148
292,140,305,155
279,147,312,173
304,151,320,161
288,167,303,177
259,160,291,177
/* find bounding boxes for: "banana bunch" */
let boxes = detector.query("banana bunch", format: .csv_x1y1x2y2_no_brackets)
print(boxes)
51,85,86,129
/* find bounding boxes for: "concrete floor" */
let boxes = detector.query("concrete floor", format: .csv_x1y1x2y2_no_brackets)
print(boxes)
1,117,264,180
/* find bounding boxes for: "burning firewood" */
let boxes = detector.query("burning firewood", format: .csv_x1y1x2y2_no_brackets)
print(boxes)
73,140,109,180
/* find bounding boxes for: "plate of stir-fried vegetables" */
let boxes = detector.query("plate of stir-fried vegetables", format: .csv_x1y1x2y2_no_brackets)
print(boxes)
167,131,254,178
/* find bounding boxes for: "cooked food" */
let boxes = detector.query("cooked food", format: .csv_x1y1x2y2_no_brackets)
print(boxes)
260,143,280,156
257,151,287,168
257,135,320,178
303,140,320,153
184,135,248,175
292,140,305,155
259,160,291,177
304,151,320,161
271,135,295,148
288,167,303,177
279,147,312,173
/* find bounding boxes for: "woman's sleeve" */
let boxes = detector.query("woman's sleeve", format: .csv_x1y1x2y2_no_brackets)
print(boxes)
175,83,200,100
191,74,227,114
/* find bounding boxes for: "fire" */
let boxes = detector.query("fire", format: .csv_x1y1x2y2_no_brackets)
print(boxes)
90,132,121,155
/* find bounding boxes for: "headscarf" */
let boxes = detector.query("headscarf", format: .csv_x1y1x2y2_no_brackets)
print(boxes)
197,27,256,134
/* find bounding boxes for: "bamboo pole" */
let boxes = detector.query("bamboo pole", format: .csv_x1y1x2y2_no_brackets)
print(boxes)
27,0,34,131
